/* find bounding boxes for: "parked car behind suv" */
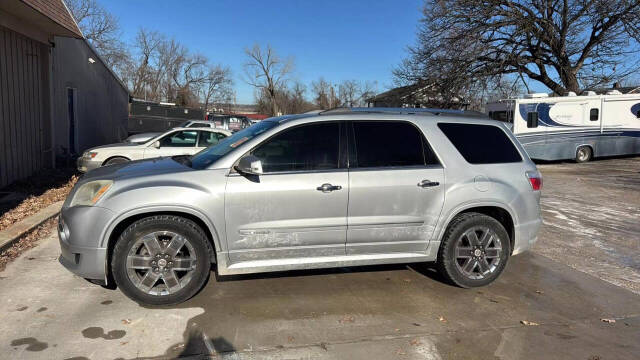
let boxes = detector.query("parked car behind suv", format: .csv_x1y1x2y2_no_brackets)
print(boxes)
60,109,542,305
77,127,231,172
125,120,220,144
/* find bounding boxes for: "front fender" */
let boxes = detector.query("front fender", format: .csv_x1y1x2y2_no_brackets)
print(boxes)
99,204,222,251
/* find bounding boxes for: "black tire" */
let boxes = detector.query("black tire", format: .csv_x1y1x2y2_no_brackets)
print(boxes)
437,213,511,288
111,215,211,305
103,156,130,166
575,146,592,163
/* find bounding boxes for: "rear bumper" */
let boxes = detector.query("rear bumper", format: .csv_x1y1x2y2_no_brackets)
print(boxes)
77,157,101,173
512,217,543,255
58,206,115,281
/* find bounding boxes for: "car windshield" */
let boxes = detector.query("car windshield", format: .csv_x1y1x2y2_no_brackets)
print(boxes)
177,120,191,128
190,120,279,169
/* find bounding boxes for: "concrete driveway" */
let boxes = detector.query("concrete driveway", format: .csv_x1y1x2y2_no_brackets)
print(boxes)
1,157,640,359
1,231,639,359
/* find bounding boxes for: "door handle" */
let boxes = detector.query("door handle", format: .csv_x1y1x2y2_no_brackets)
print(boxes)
317,183,342,193
418,179,440,188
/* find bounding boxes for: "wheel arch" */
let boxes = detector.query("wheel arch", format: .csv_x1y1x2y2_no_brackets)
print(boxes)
102,206,221,284
436,203,516,254
102,155,131,166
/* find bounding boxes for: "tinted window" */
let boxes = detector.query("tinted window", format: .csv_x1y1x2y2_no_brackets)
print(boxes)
252,122,340,173
527,112,538,128
352,121,436,168
198,131,227,147
160,130,197,147
590,108,599,121
437,123,522,164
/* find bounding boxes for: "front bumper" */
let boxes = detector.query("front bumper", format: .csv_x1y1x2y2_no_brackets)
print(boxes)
77,156,102,173
512,216,543,255
58,205,115,281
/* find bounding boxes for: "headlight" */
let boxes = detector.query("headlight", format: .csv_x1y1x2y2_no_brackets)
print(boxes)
69,180,113,207
84,151,98,159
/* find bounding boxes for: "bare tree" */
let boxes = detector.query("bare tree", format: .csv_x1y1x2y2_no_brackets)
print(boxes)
244,44,294,116
201,65,234,112
311,77,341,109
66,0,128,70
128,28,164,98
359,80,378,106
395,0,640,97
338,80,359,107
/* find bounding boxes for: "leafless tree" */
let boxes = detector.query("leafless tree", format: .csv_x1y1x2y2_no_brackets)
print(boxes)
244,44,294,116
359,80,378,106
128,28,164,98
66,0,128,71
395,0,640,98
338,80,359,107
201,65,234,112
311,77,341,109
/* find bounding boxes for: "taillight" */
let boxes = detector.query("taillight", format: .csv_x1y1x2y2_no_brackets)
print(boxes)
526,170,542,191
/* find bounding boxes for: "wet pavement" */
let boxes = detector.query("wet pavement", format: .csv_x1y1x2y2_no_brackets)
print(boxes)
535,157,640,294
0,158,639,359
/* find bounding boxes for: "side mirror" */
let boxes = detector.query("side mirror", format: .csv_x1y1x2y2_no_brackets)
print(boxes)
235,155,263,176
153,141,160,149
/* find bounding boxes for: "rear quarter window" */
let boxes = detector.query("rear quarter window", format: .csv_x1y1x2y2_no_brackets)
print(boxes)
437,123,522,164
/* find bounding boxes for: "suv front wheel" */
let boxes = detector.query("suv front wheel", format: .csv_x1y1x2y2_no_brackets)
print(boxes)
111,215,211,305
437,213,511,288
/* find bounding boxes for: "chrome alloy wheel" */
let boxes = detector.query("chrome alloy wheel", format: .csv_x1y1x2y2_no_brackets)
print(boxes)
454,226,502,280
126,231,197,296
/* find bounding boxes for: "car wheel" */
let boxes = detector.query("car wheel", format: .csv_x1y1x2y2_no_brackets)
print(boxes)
111,215,212,305
575,146,592,163
104,157,130,166
437,213,511,288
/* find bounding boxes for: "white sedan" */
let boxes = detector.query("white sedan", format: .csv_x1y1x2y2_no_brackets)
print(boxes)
77,127,231,173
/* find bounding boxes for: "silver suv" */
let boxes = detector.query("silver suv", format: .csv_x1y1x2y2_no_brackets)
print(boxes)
58,109,543,305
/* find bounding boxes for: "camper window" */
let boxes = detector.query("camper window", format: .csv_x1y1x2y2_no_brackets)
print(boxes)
527,112,538,128
590,108,599,121
489,111,513,123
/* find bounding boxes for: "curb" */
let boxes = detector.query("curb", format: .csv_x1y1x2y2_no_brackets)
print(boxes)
0,201,63,252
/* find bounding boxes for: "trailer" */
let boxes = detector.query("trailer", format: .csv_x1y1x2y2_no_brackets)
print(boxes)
127,99,204,135
487,92,640,162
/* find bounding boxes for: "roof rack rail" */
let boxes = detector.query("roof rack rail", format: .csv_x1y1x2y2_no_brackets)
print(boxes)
318,107,486,118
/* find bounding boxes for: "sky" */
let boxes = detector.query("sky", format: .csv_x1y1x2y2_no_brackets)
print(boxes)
101,0,426,104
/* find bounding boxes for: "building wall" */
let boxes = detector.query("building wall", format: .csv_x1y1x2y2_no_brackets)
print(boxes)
0,25,52,188
51,36,128,157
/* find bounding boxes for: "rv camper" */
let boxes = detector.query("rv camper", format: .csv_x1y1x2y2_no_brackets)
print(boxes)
487,92,640,162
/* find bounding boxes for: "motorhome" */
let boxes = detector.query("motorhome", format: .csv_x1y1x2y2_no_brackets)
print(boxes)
487,91,640,162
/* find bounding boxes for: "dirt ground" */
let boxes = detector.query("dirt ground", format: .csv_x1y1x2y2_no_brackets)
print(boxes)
0,168,77,231
0,157,638,359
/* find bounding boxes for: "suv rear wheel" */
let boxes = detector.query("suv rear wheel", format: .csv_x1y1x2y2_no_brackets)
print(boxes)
111,215,211,305
437,213,510,288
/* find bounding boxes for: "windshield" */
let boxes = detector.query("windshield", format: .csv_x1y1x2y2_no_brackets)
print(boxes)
177,120,191,128
190,120,279,169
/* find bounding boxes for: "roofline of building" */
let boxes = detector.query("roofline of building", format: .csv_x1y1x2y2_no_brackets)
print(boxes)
78,37,129,96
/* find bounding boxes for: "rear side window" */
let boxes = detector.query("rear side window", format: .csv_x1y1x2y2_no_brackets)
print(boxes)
351,121,438,168
590,108,599,121
437,123,522,164
198,131,227,147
